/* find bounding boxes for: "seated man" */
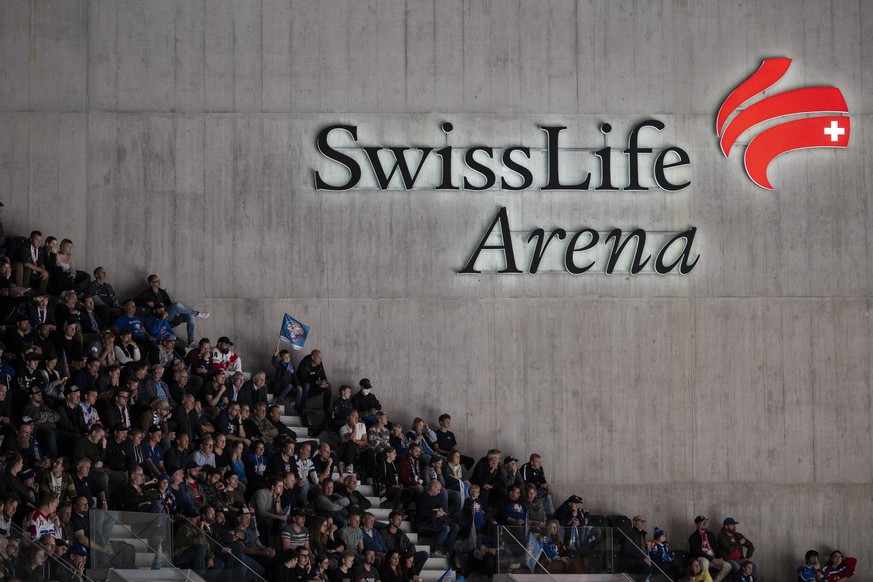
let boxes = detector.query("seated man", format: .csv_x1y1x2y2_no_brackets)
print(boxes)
553,495,602,551
135,274,208,347
351,378,381,426
415,480,459,557
338,410,376,482
114,300,149,345
497,484,527,526
144,304,174,342
296,349,332,413
88,266,122,326
315,478,349,527
211,336,242,375
27,292,56,331
12,231,48,293
716,517,755,573
620,515,651,579
689,516,732,582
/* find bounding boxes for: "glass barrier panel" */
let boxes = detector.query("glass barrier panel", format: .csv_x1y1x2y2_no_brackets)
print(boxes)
610,524,682,582
89,508,174,570
496,524,614,577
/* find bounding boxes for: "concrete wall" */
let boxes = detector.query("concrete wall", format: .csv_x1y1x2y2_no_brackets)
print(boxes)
2,0,872,575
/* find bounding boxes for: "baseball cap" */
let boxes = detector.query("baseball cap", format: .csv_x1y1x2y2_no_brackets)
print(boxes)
568,495,583,504
217,336,233,345
163,334,177,342
70,545,88,557
359,378,372,389
113,422,129,433
64,385,81,396
503,456,518,464
723,517,739,526
694,515,708,524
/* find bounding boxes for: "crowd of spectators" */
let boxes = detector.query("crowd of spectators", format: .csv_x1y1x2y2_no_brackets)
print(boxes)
0,208,859,582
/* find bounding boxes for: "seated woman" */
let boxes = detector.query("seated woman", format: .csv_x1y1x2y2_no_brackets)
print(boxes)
53,238,90,293
405,418,441,465
823,551,857,582
687,558,713,582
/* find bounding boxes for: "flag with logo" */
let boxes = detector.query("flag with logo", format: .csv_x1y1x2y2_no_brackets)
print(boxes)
279,313,310,351
523,531,543,573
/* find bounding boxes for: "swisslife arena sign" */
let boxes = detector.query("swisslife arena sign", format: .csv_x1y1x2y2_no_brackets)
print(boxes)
311,59,850,276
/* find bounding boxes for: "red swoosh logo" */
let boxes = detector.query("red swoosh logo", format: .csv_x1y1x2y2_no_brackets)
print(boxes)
744,116,849,190
717,58,850,190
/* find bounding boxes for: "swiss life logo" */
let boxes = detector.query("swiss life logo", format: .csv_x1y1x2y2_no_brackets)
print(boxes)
717,58,850,190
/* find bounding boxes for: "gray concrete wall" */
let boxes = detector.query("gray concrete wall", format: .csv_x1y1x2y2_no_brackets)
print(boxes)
2,0,872,575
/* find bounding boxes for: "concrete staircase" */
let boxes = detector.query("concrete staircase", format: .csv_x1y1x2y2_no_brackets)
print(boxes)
88,394,453,582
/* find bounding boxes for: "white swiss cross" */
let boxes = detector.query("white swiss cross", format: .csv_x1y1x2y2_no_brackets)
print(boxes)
824,120,846,142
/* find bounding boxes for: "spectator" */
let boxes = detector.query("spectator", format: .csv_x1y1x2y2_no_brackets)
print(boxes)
433,413,473,470
241,371,269,407
648,526,683,580
316,479,350,528
620,514,651,578
297,349,332,413
406,418,440,465
397,443,425,497
185,338,213,380
688,558,714,582
281,508,311,551
520,453,556,516
522,483,546,527
339,409,376,482
27,292,55,331
822,550,856,581
717,517,755,573
113,329,141,365
351,378,381,426
272,348,299,407
24,492,60,540
252,476,289,545
338,512,364,555
469,449,502,508
797,550,824,581
211,336,242,374
497,484,527,526
88,266,122,325
331,385,356,432
135,274,208,346
735,560,758,582
12,231,49,293
376,447,415,512
415,480,459,557
689,516,732,582
114,300,149,345
144,304,174,342
54,239,90,293
354,548,380,582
